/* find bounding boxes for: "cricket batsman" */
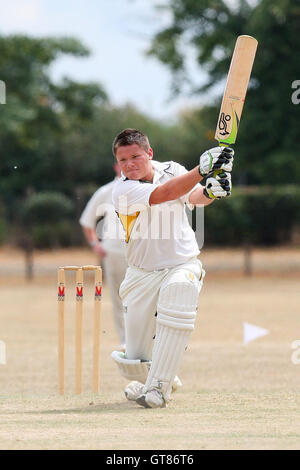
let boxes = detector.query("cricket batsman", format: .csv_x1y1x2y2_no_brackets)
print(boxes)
111,128,233,408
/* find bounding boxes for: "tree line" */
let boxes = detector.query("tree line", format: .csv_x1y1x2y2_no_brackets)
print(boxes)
1,0,299,264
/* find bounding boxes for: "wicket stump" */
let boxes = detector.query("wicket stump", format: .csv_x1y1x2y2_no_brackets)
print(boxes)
57,265,102,395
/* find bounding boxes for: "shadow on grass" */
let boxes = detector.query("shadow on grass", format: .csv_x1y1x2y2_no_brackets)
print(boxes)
21,401,140,415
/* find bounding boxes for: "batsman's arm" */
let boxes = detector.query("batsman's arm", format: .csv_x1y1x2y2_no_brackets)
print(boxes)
188,187,214,206
149,166,203,205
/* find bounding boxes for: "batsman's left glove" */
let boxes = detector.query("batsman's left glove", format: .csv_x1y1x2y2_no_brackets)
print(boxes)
202,170,232,199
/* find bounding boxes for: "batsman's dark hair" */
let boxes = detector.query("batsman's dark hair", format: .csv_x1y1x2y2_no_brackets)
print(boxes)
112,128,150,156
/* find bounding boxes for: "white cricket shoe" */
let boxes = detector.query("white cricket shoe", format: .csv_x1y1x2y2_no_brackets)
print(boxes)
124,381,144,401
136,389,166,409
124,376,182,402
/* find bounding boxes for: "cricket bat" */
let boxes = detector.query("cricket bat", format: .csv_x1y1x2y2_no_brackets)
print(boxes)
215,35,258,146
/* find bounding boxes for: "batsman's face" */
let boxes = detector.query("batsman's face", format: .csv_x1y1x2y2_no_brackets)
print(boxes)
115,144,154,182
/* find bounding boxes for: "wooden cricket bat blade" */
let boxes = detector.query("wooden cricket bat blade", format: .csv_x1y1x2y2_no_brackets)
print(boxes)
215,35,258,145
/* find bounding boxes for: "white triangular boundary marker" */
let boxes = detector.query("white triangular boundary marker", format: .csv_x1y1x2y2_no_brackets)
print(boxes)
243,322,269,345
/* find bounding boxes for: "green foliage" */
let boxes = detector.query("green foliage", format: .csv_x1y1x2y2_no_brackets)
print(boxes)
1,29,299,250
0,34,106,204
19,191,76,249
52,78,108,121
148,0,300,184
0,202,6,244
21,191,74,224
0,27,200,249
204,185,300,246
31,221,75,249
174,106,217,167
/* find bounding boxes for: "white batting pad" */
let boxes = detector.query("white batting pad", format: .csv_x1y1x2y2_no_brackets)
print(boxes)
111,350,151,382
143,271,202,400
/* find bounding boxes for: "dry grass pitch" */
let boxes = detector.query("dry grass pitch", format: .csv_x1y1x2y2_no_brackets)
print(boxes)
0,247,300,450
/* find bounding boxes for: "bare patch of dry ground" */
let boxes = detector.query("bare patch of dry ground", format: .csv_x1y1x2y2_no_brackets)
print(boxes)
0,247,300,449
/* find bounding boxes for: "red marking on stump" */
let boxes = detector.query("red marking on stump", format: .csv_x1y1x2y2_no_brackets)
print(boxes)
58,287,65,297
95,286,102,297
76,287,83,297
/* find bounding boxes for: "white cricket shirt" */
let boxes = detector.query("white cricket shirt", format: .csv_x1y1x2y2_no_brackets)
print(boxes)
112,160,201,270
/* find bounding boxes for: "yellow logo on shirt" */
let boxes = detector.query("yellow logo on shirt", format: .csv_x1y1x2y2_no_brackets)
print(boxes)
117,212,140,243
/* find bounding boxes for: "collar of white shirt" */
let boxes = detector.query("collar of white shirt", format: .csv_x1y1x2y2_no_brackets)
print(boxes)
120,160,174,184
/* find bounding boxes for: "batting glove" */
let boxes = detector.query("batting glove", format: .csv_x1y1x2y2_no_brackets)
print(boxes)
199,146,234,177
202,170,232,199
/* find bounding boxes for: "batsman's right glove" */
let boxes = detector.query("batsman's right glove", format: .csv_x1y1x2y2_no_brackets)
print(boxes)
202,170,232,199
199,146,234,177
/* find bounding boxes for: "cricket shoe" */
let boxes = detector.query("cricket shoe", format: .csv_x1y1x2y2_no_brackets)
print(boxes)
124,376,182,402
136,389,166,409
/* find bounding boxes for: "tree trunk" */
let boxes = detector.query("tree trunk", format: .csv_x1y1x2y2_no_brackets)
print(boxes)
24,246,34,280
244,243,253,276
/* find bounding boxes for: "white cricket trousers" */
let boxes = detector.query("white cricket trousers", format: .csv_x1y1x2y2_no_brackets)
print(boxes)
119,257,204,361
